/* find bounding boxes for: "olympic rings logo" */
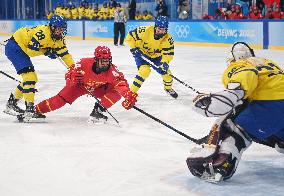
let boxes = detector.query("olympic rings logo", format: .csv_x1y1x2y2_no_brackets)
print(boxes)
174,25,190,38
0,22,8,31
126,24,139,32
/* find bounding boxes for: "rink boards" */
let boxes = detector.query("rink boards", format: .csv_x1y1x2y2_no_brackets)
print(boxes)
0,20,283,50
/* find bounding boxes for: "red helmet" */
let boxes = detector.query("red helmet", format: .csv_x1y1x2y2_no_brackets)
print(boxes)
94,46,112,59
93,46,112,74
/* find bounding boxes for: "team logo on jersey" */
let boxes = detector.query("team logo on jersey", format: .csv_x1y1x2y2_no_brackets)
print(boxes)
112,70,119,77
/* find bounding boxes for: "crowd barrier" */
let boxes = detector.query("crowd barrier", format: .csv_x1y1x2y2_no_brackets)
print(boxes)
0,20,283,50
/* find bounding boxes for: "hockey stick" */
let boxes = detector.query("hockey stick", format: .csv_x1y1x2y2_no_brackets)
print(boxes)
0,70,21,83
56,57,120,124
0,38,9,46
0,70,39,92
133,105,200,144
140,55,201,94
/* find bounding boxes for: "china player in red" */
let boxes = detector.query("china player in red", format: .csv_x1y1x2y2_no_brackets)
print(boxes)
32,46,138,123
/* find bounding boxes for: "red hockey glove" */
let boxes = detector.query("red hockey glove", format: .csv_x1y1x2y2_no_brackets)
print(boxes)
65,67,84,86
122,91,138,110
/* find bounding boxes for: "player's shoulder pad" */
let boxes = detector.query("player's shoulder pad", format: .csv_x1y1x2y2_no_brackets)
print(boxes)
110,64,121,72
162,33,174,45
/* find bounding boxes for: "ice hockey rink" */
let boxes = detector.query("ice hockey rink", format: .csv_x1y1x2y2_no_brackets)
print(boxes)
0,37,284,196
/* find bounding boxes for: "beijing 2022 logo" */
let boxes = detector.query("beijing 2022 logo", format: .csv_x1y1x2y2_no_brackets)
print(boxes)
174,25,190,38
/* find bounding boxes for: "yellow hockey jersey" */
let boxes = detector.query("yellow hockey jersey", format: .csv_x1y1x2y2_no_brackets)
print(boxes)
12,25,74,67
222,57,284,100
125,26,174,64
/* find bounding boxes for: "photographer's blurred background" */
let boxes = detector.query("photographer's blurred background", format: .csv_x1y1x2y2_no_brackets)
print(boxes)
1,0,281,20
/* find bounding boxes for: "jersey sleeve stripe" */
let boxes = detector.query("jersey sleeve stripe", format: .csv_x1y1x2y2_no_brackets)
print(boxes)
162,46,174,51
53,46,67,51
57,51,69,57
234,69,258,76
129,31,137,41
134,29,141,40
162,52,174,56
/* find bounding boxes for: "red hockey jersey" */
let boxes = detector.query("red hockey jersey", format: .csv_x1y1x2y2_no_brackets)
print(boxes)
74,57,129,96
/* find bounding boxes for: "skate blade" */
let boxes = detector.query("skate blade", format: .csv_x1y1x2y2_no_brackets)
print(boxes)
3,109,23,116
17,115,46,123
202,173,223,184
87,117,107,124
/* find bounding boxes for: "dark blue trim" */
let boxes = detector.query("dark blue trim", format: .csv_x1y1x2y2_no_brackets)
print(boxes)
263,21,269,50
162,46,174,51
17,84,23,91
163,52,174,55
28,44,39,51
22,88,36,93
53,46,66,51
135,75,145,82
57,51,69,57
23,81,36,86
82,20,85,40
133,81,141,88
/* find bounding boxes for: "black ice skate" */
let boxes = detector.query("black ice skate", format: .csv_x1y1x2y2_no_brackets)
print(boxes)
3,93,24,116
165,88,178,99
88,102,108,123
17,102,46,122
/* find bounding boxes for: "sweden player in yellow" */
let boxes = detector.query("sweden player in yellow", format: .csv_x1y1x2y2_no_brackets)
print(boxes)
187,42,284,183
125,16,177,100
4,15,75,122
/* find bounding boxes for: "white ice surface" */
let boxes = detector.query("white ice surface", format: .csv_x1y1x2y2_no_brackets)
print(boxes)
0,37,284,196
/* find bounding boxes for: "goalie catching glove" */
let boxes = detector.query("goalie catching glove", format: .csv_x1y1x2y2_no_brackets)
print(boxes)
192,83,245,117
122,91,138,110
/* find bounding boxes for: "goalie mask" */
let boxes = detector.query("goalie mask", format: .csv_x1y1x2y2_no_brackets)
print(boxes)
93,46,112,74
231,42,255,61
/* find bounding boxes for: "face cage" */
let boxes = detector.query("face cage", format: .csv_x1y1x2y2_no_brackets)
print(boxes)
50,25,67,40
154,26,167,39
94,57,112,73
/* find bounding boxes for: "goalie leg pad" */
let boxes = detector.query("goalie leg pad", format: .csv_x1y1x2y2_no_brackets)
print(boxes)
186,118,252,182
